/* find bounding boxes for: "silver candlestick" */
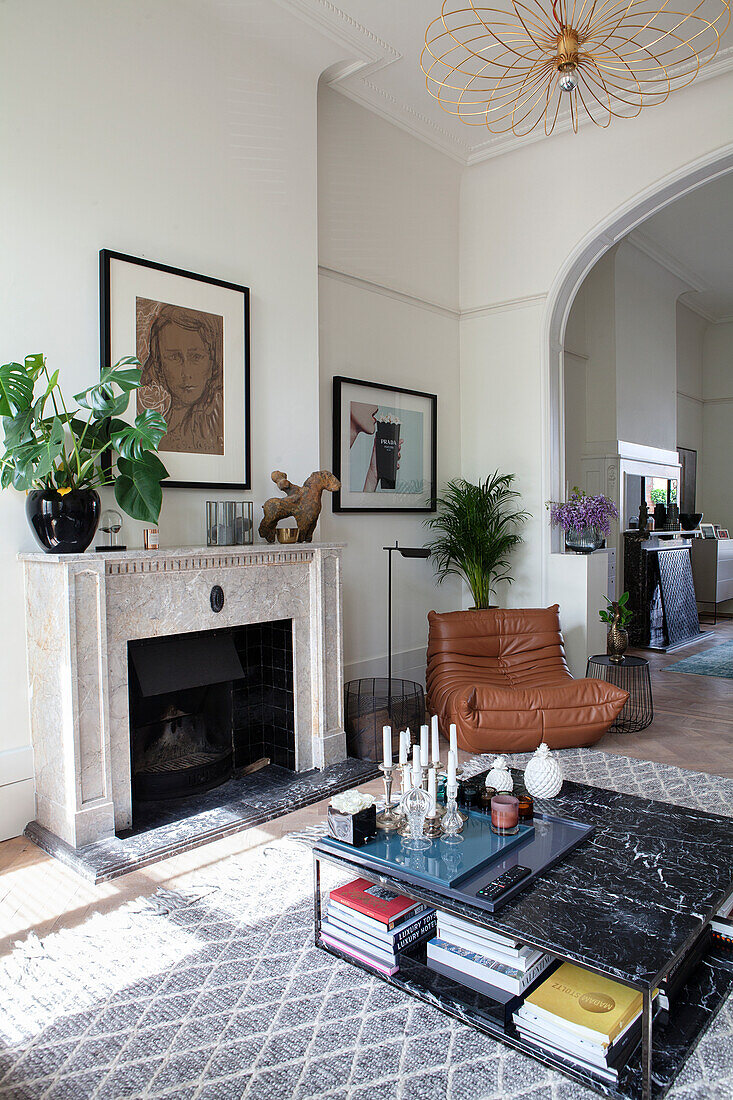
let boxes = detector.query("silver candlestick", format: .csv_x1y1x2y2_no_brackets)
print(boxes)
376,764,401,831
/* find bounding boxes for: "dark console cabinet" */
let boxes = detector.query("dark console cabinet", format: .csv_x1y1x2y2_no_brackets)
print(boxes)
624,534,707,651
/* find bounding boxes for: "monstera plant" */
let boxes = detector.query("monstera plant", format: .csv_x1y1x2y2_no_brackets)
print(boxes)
0,353,169,552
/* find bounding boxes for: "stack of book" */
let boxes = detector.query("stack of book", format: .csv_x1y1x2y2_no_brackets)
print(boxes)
319,877,436,976
514,961,655,1083
426,911,554,1019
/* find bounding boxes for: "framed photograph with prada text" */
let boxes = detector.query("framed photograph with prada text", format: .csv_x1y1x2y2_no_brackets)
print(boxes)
332,376,437,513
100,249,250,489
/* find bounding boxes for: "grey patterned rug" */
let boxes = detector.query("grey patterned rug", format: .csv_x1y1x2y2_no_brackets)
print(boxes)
0,749,731,1100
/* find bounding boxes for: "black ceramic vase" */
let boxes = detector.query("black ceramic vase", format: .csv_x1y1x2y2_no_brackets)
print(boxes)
26,488,101,554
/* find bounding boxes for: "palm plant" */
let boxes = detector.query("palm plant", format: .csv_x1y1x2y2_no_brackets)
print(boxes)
423,472,529,609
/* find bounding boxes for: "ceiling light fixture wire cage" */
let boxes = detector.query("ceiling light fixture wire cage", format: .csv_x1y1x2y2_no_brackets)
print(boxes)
421,0,731,137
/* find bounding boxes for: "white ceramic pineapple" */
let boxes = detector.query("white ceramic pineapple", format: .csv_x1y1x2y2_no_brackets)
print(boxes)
486,755,513,792
524,743,563,798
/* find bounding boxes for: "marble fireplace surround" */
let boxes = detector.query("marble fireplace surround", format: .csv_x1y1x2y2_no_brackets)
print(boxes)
20,544,346,849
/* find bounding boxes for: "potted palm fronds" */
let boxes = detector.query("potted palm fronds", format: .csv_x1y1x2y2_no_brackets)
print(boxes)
423,472,529,609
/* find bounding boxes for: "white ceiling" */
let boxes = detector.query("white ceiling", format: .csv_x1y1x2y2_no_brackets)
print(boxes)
630,173,733,323
281,0,733,165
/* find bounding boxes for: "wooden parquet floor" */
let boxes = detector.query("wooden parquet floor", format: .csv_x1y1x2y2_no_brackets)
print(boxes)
597,617,733,778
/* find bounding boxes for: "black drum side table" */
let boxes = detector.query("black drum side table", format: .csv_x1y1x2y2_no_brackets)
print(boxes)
585,654,654,734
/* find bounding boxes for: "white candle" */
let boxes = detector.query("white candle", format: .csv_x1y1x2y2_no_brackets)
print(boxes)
382,725,392,768
428,767,437,814
420,724,429,767
449,723,458,760
399,730,408,765
447,749,457,789
412,752,422,788
431,714,440,763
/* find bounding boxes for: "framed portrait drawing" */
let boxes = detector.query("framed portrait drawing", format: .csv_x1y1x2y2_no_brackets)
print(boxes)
701,523,716,539
332,377,437,513
100,250,250,489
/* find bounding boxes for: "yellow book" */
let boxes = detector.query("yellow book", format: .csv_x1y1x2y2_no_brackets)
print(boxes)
525,962,644,1046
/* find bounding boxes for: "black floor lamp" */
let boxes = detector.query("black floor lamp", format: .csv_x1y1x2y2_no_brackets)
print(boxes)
343,541,431,761
383,541,431,702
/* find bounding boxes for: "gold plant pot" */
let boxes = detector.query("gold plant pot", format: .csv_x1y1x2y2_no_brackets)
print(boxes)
276,527,300,544
607,625,629,663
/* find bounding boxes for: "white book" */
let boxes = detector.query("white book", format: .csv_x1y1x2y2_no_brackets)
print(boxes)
427,938,553,995
514,1002,643,1052
436,911,521,952
326,903,433,945
515,1013,611,1065
319,919,397,967
436,924,543,972
515,1028,618,1083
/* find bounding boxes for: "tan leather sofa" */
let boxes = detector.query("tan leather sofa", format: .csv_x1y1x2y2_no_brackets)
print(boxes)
427,606,629,754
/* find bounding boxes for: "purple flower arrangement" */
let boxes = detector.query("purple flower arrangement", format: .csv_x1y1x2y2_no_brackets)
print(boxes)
548,488,618,535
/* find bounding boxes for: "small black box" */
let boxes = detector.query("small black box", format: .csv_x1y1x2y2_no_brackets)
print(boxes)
327,804,378,846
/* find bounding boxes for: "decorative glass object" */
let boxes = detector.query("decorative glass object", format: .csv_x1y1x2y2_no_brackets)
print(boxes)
524,743,564,799
98,509,124,550
206,501,254,546
400,764,432,851
441,781,465,844
376,765,401,831
565,526,604,554
486,756,513,793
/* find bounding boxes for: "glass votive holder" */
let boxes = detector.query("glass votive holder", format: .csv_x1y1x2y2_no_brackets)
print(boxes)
478,785,497,814
518,795,534,821
458,779,480,810
206,501,254,546
491,794,520,836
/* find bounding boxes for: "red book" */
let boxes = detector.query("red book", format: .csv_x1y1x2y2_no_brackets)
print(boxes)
329,878,423,931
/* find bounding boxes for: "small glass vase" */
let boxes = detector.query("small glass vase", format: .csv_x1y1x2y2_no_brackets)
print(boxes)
565,526,604,554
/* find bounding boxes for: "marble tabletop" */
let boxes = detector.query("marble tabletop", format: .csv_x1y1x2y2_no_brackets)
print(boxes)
315,776,733,988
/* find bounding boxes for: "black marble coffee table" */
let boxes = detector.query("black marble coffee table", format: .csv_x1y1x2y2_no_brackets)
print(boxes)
313,776,733,1100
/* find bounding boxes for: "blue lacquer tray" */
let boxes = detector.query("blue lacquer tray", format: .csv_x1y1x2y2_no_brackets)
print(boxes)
319,811,534,888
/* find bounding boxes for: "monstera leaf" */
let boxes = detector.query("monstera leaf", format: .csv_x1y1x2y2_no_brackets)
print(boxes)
110,409,168,460
74,357,142,419
114,452,169,523
0,360,35,417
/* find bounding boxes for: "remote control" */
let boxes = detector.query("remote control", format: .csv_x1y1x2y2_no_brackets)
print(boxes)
476,865,532,901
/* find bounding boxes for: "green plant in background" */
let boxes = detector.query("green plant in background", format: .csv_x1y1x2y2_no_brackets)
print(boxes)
649,487,666,505
0,353,169,522
599,591,633,627
423,471,529,609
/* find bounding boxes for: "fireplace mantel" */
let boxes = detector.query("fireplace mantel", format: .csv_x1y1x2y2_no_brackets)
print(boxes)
20,544,346,848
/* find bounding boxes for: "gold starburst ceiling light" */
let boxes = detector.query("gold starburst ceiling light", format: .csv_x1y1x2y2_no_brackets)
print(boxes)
421,0,731,136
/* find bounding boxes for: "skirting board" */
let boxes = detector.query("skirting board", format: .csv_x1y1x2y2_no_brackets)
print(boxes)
0,778,35,843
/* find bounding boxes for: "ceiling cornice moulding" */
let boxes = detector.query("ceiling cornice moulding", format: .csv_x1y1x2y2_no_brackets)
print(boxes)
277,3,733,167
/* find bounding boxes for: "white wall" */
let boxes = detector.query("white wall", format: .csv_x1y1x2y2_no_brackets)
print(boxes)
0,0,348,839
614,242,685,452
676,302,706,504
701,322,733,534
317,88,462,683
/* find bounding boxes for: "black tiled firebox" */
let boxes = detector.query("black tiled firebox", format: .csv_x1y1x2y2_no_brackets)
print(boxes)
232,618,295,771
127,619,295,812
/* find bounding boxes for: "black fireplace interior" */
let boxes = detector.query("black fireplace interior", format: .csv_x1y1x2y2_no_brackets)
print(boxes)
128,619,294,810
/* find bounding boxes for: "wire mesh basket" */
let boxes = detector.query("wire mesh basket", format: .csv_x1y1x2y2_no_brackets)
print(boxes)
344,677,425,761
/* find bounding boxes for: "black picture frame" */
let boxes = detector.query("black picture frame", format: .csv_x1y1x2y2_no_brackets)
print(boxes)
100,249,251,490
332,376,437,513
